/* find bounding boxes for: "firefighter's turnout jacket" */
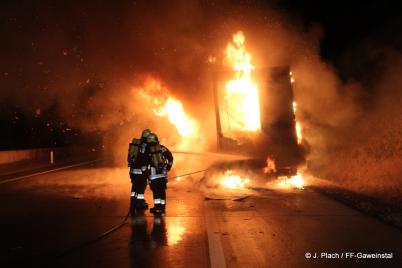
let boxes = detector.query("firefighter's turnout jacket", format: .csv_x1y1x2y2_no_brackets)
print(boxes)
127,138,150,175
148,143,173,180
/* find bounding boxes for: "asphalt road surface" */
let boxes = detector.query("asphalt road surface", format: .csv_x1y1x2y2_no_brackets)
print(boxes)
0,160,401,268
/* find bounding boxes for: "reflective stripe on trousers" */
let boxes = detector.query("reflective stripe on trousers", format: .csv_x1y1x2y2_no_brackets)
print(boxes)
131,169,143,174
153,199,166,205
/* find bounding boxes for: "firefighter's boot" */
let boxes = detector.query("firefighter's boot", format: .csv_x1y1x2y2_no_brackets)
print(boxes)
130,197,137,212
136,199,149,210
150,204,164,215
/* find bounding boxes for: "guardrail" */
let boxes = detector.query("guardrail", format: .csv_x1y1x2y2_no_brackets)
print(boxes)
0,147,100,165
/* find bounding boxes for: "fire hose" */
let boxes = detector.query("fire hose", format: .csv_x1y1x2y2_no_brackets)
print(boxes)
41,168,210,267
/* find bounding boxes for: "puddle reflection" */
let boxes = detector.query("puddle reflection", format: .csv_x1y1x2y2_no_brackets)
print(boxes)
129,213,189,266
130,214,187,248
166,219,186,245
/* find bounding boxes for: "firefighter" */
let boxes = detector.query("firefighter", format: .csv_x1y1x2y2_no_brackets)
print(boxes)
146,133,173,214
128,129,151,210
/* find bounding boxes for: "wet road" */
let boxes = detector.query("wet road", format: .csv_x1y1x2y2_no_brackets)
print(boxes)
0,160,401,268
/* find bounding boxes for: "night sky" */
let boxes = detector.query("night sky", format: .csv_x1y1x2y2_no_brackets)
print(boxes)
0,0,401,149
279,0,401,60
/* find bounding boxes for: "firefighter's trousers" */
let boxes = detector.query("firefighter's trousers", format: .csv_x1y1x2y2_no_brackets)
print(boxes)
150,177,167,206
130,169,148,201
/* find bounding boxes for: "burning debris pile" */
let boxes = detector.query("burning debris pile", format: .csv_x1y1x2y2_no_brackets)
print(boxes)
221,169,251,189
200,165,255,193
196,157,306,198
275,172,305,189
263,156,305,189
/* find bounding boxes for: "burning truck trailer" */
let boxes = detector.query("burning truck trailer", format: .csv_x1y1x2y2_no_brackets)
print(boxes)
212,65,305,178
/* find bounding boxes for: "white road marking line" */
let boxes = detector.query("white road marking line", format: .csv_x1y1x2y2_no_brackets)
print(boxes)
0,159,101,185
205,201,227,268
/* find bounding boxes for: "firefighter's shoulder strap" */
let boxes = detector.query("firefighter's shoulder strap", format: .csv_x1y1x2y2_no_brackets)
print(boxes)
149,143,164,167
128,138,141,161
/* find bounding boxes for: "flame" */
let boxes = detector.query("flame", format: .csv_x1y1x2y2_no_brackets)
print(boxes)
221,170,250,189
138,78,199,139
295,121,302,144
154,97,197,137
223,31,261,132
277,172,305,189
263,156,276,174
292,101,302,144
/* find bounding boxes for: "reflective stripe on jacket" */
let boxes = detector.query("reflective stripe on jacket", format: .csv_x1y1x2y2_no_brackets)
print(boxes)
130,166,148,175
149,167,167,180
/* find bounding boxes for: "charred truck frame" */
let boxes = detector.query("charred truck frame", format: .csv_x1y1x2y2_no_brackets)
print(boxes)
213,66,304,176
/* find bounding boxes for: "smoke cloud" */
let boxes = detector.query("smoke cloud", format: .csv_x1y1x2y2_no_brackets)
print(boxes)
1,1,401,199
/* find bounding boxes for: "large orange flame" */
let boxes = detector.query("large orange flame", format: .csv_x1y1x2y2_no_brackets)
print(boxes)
137,78,199,148
223,31,261,132
154,97,198,138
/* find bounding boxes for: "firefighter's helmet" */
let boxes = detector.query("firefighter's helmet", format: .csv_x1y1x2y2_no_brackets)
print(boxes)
147,133,159,143
141,129,151,139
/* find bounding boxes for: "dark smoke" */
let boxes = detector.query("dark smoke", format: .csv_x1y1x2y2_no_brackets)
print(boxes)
302,14,402,201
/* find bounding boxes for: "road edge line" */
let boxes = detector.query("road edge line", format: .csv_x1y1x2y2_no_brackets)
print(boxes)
204,201,227,268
